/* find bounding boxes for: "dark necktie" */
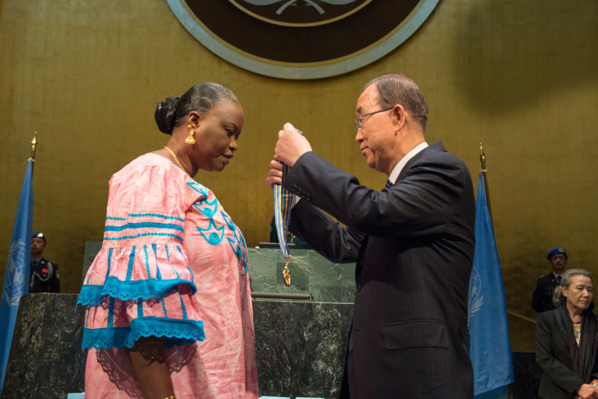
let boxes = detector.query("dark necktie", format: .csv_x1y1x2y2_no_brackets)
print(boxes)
385,180,393,189
557,276,562,284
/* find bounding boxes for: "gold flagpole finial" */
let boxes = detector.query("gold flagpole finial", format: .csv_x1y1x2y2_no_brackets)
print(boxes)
30,132,38,161
479,143,486,170
479,143,493,221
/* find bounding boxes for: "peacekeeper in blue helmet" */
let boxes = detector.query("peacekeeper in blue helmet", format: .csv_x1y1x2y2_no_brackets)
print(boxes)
29,232,60,293
532,246,567,313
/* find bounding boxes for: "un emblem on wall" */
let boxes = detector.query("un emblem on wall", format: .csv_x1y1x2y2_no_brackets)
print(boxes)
228,0,372,26
167,0,439,79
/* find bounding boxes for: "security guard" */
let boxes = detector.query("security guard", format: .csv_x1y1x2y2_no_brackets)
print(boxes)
531,246,567,313
30,231,60,293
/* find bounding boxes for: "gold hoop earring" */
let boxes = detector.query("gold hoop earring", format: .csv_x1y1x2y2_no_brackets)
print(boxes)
185,124,196,145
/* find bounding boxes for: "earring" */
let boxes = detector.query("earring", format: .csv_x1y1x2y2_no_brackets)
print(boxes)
185,124,196,145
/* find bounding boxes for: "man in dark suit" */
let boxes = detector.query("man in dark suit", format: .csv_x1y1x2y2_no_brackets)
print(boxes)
266,74,475,398
532,246,567,313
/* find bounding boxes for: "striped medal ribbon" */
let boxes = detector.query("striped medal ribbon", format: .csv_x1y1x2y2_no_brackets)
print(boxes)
273,129,303,286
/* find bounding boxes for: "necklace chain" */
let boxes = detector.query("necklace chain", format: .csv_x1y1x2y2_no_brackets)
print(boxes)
163,146,191,175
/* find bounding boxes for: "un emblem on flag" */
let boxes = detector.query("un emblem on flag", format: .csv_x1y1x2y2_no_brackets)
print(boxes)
469,267,484,316
166,0,439,79
3,240,28,307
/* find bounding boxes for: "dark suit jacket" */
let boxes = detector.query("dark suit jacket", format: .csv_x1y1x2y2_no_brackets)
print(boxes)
286,141,475,398
535,310,598,398
532,273,559,313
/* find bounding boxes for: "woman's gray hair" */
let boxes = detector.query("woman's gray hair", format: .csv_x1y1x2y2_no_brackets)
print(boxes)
553,268,594,307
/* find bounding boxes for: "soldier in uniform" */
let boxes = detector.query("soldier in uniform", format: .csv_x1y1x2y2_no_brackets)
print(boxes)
29,231,60,293
531,246,567,313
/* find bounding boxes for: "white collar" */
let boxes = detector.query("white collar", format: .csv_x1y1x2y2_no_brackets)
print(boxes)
388,142,429,184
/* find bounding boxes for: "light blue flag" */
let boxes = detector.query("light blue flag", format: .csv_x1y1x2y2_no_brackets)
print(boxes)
468,171,514,397
0,159,34,394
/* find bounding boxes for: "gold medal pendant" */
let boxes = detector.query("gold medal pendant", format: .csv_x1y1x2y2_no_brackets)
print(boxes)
283,256,292,286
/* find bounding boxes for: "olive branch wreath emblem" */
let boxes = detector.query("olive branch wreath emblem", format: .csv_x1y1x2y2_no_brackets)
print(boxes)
242,0,358,15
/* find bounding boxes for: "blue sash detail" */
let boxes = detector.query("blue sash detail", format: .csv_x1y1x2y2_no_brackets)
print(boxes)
197,219,225,245
186,182,209,197
194,197,219,218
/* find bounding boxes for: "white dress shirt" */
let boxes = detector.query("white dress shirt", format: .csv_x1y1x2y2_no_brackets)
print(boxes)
388,142,429,184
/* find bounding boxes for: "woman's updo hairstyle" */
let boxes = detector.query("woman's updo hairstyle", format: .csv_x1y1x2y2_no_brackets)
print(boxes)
552,268,594,308
155,82,239,135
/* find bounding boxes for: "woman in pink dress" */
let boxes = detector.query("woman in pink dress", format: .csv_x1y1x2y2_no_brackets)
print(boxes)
77,83,258,399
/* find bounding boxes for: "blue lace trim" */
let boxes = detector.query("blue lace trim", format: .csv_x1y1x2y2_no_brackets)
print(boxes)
106,213,185,223
81,317,206,349
105,222,184,233
129,213,185,222
103,232,184,242
77,276,197,306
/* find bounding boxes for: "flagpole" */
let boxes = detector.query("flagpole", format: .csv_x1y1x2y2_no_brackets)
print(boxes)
477,144,513,399
479,143,492,222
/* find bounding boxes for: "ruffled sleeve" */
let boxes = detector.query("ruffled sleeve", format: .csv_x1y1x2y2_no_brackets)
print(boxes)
77,154,207,350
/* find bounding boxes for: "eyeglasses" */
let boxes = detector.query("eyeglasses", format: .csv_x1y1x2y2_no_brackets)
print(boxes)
355,107,394,131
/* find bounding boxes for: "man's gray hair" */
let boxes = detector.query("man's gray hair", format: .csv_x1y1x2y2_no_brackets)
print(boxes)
364,74,428,131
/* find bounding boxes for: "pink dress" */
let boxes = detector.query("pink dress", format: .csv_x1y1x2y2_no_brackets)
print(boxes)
78,153,259,399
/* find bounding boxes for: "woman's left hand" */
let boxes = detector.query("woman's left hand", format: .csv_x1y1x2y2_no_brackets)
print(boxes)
266,156,284,190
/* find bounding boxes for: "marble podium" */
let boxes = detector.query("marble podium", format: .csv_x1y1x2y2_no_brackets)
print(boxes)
3,294,86,399
2,294,353,399
3,247,356,399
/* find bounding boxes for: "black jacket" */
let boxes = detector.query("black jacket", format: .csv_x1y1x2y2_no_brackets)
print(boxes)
532,273,559,313
287,142,475,398
30,257,60,293
536,310,598,398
